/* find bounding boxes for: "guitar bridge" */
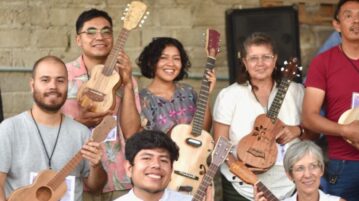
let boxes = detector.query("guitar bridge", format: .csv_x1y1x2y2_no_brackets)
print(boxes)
84,88,105,102
247,148,265,159
178,186,193,193
174,170,199,180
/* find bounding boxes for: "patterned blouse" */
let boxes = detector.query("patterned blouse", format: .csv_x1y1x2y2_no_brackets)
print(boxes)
140,83,198,134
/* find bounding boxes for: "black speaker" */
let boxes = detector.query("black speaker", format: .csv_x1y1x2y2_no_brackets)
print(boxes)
225,6,301,84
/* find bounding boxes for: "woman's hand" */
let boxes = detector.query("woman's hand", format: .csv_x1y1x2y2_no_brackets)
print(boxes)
206,69,216,93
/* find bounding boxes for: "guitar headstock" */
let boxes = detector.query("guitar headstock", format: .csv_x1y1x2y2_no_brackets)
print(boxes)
121,1,149,30
205,28,220,58
212,137,232,166
91,115,116,143
280,57,302,81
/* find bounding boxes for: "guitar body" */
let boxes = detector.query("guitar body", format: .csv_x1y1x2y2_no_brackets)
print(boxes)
237,114,282,171
8,170,67,201
168,124,214,194
77,64,121,113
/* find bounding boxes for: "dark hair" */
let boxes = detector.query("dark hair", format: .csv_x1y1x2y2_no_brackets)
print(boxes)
136,37,191,81
236,32,281,85
32,55,67,78
76,8,113,34
125,130,180,166
334,0,359,21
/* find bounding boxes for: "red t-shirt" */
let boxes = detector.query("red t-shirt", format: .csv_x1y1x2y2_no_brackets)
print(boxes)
305,46,359,160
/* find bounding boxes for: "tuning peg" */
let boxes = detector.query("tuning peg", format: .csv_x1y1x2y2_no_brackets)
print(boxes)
143,15,148,19
139,24,143,27
281,67,285,71
121,17,125,21
296,74,300,77
298,66,303,71
284,60,288,65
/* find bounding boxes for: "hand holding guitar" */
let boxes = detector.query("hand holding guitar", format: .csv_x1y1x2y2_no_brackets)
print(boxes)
116,51,133,87
254,184,269,201
81,140,103,168
75,105,112,128
275,125,301,145
341,120,359,149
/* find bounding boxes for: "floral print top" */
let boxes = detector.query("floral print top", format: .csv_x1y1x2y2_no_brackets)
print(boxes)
140,83,198,134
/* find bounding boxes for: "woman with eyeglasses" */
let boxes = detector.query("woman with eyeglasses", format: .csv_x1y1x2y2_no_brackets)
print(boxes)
136,37,216,134
255,140,345,201
213,32,305,201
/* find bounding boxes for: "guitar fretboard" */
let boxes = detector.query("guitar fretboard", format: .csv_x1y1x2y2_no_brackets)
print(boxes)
267,78,291,122
191,163,218,201
103,28,130,76
256,181,280,201
192,57,216,136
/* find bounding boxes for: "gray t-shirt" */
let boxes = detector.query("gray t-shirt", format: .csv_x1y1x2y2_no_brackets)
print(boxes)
0,111,91,201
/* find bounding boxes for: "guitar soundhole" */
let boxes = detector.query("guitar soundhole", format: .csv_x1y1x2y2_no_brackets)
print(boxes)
36,186,52,201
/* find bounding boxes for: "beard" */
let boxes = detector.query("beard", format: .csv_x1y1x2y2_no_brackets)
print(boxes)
33,90,67,113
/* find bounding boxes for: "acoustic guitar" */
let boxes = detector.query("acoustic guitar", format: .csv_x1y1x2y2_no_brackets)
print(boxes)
77,1,148,113
338,107,359,146
227,157,279,201
236,58,300,173
168,29,220,194
7,116,116,201
192,137,231,201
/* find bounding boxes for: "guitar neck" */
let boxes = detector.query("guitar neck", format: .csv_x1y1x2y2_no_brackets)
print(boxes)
192,57,216,136
47,152,83,190
103,28,130,75
267,78,291,120
256,181,280,201
192,163,218,201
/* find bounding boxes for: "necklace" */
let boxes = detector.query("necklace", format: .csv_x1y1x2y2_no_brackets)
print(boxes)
340,45,359,74
30,109,62,169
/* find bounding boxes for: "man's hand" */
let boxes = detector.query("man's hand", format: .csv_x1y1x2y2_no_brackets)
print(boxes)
75,104,112,128
116,51,133,87
276,125,301,145
341,120,359,150
81,140,103,168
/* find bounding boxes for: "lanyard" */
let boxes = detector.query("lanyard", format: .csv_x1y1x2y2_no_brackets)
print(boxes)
30,109,62,169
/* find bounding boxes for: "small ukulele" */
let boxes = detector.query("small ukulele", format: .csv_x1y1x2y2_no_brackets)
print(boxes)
77,1,148,113
192,137,231,201
227,157,279,201
236,58,300,172
168,29,220,194
7,116,116,201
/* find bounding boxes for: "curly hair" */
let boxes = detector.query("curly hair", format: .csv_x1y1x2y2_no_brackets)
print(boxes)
125,130,179,166
136,37,191,81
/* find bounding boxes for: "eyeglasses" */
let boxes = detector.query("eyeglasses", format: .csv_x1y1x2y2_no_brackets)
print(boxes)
291,162,321,175
78,27,113,39
338,11,359,23
246,55,275,64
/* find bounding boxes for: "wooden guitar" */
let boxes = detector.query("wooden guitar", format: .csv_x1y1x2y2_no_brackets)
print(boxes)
77,1,148,113
192,137,231,201
338,107,359,146
7,116,116,201
236,58,300,173
168,29,220,194
227,157,279,201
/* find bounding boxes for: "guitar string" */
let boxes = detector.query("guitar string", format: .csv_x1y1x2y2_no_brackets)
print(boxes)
30,108,63,169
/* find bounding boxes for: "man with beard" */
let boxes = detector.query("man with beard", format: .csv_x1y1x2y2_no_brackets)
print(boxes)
0,56,107,201
62,9,141,200
302,0,359,200
115,130,212,201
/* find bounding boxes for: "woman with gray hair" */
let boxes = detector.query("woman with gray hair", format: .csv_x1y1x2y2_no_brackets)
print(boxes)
255,140,345,201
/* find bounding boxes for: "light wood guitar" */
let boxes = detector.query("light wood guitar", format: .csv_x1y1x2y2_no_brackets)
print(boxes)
7,115,116,201
192,137,231,201
338,107,359,146
77,1,148,113
236,58,300,173
168,29,220,194
227,157,279,201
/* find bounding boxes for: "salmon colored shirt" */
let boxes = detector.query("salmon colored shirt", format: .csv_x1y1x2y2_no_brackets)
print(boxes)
62,56,140,192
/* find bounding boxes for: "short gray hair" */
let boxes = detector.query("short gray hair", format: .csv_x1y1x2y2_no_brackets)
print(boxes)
283,140,324,175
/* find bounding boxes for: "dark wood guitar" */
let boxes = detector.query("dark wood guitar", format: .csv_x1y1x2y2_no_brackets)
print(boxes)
7,116,116,201
236,58,300,172
227,157,279,201
192,137,231,201
168,29,220,194
77,1,148,113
